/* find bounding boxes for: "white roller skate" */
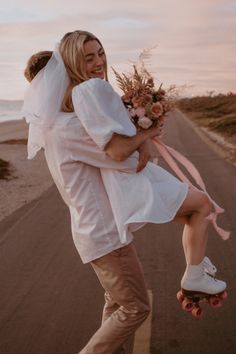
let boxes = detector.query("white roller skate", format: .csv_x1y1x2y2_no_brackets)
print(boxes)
203,256,217,277
177,257,227,317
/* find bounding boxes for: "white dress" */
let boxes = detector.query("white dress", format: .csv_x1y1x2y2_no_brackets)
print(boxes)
72,78,189,244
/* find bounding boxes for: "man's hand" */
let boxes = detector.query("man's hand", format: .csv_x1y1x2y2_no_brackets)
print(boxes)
136,140,152,172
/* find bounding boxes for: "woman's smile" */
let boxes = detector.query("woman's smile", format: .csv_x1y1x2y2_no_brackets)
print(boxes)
91,67,104,78
84,40,106,79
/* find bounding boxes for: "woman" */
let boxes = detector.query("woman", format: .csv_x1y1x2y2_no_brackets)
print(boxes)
23,30,226,354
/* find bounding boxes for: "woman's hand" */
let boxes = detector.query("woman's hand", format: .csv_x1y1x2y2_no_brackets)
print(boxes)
104,120,164,162
144,120,164,139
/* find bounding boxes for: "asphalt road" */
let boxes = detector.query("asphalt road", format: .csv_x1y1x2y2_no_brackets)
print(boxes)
0,111,236,354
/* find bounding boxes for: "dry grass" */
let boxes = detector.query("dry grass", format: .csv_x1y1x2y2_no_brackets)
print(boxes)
0,140,27,180
0,158,11,180
177,94,236,137
0,139,28,145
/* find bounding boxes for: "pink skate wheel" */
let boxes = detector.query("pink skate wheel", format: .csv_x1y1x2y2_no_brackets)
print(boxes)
219,291,228,301
209,296,222,308
182,298,194,312
177,291,184,303
192,306,203,318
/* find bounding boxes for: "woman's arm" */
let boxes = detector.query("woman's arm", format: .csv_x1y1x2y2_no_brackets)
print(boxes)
72,80,162,165
104,125,162,162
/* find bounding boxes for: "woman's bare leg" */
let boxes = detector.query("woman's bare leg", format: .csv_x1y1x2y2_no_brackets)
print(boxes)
175,187,212,265
173,187,226,294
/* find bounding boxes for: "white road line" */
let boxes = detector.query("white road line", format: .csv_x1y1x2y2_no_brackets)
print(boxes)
132,290,153,354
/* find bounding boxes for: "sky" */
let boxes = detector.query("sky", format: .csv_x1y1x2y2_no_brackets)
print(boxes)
0,0,236,99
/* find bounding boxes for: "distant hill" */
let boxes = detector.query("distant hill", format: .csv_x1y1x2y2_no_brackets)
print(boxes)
177,94,236,137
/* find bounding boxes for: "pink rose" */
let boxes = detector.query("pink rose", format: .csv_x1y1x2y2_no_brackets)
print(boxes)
138,116,153,129
135,107,145,118
150,102,164,118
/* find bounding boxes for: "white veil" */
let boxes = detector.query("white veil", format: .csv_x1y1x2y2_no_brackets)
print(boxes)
22,44,69,159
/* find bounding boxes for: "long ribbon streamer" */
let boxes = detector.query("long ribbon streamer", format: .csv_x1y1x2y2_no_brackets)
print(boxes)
152,137,230,240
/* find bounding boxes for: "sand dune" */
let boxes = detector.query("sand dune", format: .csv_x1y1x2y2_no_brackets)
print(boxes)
0,119,53,221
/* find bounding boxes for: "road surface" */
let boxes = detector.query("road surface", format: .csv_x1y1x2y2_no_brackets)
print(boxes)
0,111,236,354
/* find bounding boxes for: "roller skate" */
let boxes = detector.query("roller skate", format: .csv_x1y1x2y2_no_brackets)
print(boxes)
177,257,227,318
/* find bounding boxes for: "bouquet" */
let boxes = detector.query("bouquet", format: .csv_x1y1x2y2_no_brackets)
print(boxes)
112,63,176,131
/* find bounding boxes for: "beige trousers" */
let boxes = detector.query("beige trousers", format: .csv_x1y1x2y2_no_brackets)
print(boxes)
79,242,150,354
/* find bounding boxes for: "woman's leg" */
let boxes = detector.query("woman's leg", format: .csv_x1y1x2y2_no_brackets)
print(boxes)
174,187,226,293
175,187,212,265
79,243,150,354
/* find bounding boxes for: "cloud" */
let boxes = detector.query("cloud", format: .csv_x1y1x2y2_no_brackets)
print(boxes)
0,0,236,98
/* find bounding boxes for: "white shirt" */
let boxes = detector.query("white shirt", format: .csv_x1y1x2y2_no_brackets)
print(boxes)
42,80,136,263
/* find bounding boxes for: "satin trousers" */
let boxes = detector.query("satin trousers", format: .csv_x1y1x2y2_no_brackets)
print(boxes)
79,242,150,354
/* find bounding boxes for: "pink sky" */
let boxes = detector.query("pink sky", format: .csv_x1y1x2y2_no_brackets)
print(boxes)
0,0,236,99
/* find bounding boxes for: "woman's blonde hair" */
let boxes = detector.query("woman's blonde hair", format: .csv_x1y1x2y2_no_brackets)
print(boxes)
59,30,108,112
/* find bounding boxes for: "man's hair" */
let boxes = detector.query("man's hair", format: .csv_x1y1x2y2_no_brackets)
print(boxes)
24,51,53,82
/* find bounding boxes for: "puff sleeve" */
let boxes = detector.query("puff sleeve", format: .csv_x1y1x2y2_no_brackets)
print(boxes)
72,78,136,150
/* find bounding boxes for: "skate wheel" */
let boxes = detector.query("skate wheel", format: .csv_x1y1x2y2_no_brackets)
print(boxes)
209,296,222,308
182,298,194,312
219,291,228,301
192,305,203,318
177,291,184,303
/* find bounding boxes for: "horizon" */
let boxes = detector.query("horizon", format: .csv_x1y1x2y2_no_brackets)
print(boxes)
1,0,236,99
1,91,235,105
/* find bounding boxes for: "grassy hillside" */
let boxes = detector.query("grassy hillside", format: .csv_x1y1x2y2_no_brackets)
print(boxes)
177,94,236,137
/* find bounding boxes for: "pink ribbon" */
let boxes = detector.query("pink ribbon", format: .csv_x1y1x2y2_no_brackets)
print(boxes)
152,137,230,240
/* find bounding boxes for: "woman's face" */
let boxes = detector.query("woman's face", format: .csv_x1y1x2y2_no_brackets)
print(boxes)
84,40,106,79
